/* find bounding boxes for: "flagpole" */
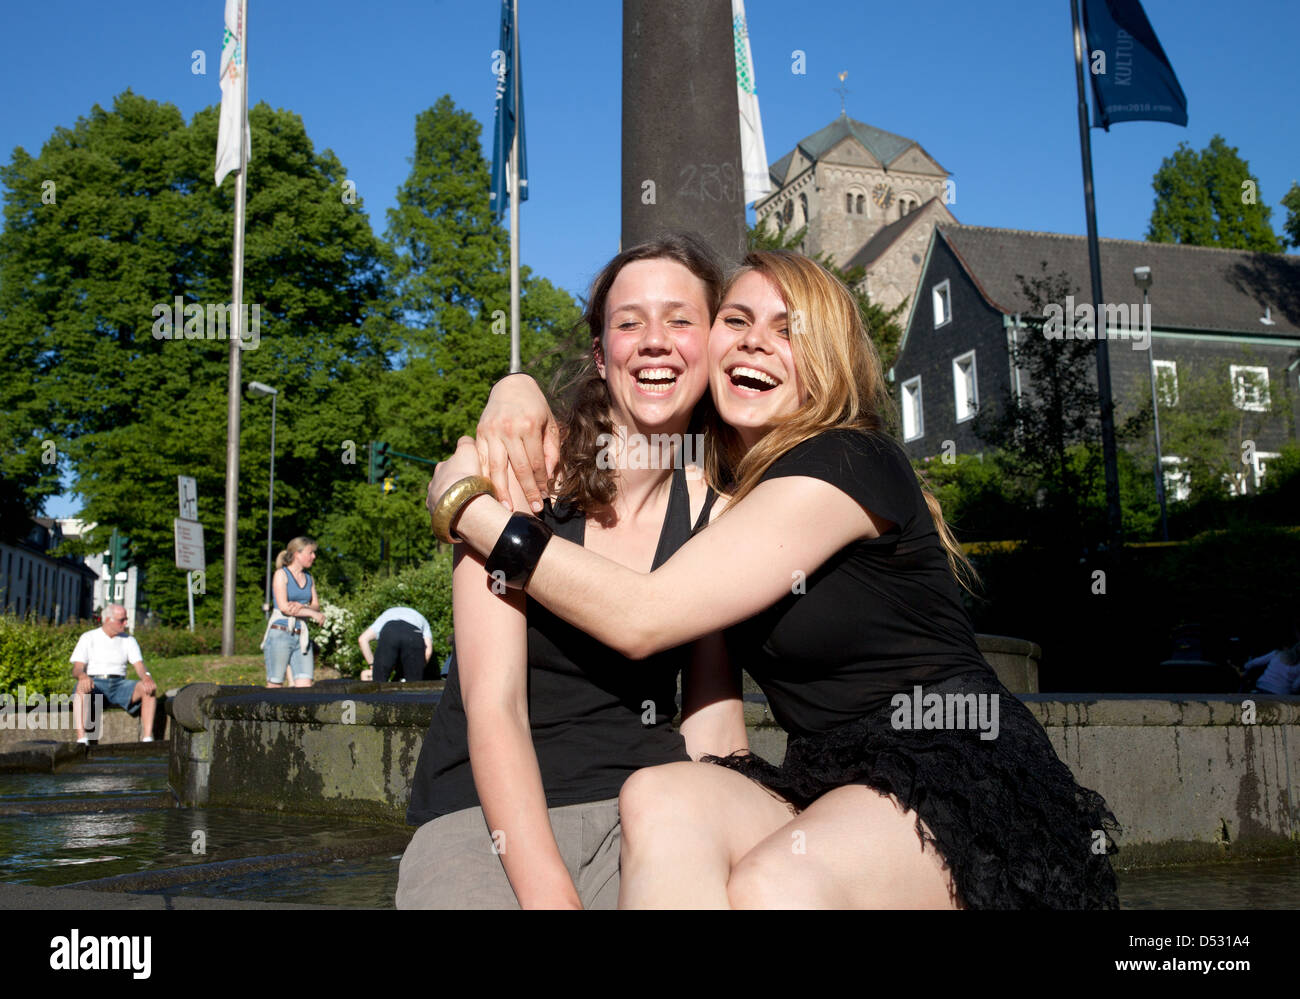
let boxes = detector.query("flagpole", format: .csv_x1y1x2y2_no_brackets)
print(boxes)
1070,0,1123,553
508,0,521,374
221,0,249,655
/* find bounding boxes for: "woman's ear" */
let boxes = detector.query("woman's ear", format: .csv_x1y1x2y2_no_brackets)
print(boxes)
593,337,606,379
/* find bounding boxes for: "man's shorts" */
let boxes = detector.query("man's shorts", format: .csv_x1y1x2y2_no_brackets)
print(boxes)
264,625,314,683
89,675,141,716
395,799,621,909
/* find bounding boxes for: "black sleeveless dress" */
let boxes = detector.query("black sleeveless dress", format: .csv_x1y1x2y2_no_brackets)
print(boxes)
408,464,716,824
704,429,1120,910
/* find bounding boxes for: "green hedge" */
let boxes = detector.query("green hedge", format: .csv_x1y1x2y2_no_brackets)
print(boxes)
315,549,454,676
968,523,1300,692
131,621,263,659
0,616,84,699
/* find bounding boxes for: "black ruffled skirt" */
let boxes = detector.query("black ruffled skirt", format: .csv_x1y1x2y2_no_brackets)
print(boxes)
704,670,1120,909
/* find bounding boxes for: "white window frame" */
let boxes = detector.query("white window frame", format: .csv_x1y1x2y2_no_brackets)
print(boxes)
932,279,952,329
1153,359,1178,407
1230,364,1270,411
1253,450,1281,489
901,376,924,442
1161,456,1190,503
952,351,978,423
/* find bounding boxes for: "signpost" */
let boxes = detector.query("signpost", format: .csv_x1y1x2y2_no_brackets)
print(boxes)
175,476,205,632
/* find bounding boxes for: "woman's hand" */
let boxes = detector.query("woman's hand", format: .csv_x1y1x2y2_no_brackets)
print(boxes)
428,437,495,524
476,373,560,513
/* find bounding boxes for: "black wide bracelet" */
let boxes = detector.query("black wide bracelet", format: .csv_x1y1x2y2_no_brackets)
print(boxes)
484,513,555,590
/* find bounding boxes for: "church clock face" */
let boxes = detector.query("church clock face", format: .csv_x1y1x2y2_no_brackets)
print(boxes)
872,182,894,209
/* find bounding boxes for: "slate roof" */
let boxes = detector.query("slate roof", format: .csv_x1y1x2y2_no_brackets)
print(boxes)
937,225,1300,337
767,114,940,187
845,198,943,272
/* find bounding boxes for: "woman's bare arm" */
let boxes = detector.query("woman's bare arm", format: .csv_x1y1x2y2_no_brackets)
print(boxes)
443,439,889,659
679,632,748,760
475,373,560,513
455,544,582,909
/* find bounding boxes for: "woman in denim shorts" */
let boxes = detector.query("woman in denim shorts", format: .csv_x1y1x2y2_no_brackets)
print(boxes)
265,536,324,688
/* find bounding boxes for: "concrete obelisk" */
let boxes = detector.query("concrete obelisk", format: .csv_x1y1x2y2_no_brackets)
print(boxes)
622,0,747,263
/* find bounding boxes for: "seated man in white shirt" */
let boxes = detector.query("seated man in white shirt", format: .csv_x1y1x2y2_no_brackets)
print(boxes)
358,606,434,682
71,604,157,744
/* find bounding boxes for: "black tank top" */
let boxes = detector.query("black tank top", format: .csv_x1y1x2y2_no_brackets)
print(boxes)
407,464,717,823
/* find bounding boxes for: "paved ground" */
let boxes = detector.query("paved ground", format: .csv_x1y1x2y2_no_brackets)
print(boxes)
0,881,354,909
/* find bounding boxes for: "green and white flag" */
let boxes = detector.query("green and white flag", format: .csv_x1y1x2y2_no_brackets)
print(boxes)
215,0,250,186
733,0,771,205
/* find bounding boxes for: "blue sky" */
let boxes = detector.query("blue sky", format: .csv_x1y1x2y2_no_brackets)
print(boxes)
4,0,1297,517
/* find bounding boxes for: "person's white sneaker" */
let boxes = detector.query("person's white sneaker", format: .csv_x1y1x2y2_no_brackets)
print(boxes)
76,737,89,746
141,736,155,743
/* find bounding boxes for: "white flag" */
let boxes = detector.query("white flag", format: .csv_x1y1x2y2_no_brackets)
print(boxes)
733,0,771,205
215,0,250,186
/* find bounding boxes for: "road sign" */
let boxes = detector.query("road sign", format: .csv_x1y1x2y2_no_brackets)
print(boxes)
178,475,198,521
174,519,206,571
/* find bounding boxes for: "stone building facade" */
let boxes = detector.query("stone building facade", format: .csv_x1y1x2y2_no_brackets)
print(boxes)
755,114,956,322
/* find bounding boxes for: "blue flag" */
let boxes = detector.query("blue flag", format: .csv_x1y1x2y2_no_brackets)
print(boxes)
1083,0,1187,130
490,0,527,221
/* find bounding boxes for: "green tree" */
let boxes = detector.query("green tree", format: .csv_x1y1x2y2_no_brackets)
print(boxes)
381,97,582,465
1154,356,1285,504
1147,135,1284,252
0,91,394,624
747,220,907,371
1281,181,1300,250
312,97,584,588
971,263,1150,547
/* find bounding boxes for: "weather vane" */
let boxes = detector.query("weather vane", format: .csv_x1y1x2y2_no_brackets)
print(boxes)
833,71,850,116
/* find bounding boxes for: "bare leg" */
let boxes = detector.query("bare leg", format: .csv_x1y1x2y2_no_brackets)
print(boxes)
617,761,793,909
132,684,157,740
73,688,87,740
726,785,959,909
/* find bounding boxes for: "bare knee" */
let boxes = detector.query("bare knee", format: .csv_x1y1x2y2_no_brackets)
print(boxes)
728,842,842,909
619,764,690,844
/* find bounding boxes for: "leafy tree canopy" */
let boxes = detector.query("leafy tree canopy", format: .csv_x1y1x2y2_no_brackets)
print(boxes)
1146,135,1284,252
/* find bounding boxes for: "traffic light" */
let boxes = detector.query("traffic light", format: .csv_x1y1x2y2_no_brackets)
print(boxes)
107,529,131,576
370,441,394,485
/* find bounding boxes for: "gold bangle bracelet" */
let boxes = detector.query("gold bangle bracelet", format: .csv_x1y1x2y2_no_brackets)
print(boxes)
431,475,497,544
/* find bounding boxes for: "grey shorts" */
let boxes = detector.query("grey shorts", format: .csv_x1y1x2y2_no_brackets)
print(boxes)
395,798,621,910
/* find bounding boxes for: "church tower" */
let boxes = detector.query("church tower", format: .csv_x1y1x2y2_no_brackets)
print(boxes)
755,115,956,324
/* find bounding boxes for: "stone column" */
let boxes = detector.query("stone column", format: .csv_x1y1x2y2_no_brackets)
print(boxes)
622,0,747,263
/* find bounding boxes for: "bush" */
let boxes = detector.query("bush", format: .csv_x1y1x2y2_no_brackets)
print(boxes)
315,550,454,676
0,615,83,699
967,522,1300,692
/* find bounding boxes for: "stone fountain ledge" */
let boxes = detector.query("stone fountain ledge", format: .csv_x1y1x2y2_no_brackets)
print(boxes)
165,679,1300,869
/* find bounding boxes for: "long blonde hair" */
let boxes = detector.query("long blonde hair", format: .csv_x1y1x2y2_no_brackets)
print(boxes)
275,536,316,571
703,251,977,590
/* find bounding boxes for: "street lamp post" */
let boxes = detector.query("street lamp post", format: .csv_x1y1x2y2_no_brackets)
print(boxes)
1134,267,1168,541
248,382,278,617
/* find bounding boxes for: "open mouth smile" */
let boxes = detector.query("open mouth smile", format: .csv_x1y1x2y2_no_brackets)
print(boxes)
633,366,681,395
726,364,782,393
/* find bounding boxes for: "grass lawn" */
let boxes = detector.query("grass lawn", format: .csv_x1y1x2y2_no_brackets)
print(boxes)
146,655,349,690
